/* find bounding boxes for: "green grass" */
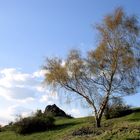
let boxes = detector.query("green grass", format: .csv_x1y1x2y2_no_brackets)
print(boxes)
0,109,140,140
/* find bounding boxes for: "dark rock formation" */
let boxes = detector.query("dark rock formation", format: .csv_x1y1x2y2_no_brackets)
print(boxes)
44,104,72,118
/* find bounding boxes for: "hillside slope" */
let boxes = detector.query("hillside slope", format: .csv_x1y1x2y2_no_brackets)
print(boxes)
0,108,140,140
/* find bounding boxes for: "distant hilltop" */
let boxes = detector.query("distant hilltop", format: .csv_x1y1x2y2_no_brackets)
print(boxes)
44,104,72,118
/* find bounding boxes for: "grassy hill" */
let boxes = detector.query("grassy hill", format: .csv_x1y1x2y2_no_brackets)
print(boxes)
0,108,140,140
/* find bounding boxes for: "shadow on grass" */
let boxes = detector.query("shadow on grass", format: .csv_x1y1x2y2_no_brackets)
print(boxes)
132,108,140,113
14,122,80,136
53,122,80,131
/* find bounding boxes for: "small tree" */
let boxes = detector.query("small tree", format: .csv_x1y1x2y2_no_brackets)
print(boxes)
43,8,140,127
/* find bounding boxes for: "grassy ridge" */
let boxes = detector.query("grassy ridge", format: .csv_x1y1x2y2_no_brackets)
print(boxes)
0,109,140,140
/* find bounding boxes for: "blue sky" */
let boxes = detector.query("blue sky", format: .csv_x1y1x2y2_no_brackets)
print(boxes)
0,0,140,125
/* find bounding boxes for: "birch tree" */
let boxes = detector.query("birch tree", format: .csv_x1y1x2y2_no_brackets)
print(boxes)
43,8,140,127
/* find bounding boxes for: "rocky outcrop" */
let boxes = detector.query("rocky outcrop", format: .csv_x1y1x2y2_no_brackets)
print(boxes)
44,104,72,118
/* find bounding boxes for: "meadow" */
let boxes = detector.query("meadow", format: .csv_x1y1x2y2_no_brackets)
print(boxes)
0,108,140,140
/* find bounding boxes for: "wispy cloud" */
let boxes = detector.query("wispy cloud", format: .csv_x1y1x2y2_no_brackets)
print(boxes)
0,68,58,125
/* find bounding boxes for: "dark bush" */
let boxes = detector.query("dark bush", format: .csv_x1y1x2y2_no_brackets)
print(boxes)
34,109,43,117
104,97,132,119
14,116,55,135
0,125,2,132
107,106,132,119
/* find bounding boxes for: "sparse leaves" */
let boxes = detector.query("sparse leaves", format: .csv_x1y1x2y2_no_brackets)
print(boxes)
43,8,140,127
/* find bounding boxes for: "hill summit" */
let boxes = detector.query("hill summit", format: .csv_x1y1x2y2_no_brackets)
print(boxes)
44,104,71,118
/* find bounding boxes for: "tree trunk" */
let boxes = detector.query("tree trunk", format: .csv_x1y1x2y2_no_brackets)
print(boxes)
95,94,110,128
95,117,101,128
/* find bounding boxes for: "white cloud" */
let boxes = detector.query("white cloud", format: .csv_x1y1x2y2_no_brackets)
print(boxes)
33,69,47,78
66,107,92,118
0,68,59,125
0,68,30,88
0,104,33,126
67,108,82,118
0,68,46,101
39,95,54,104
0,86,36,101
39,93,58,103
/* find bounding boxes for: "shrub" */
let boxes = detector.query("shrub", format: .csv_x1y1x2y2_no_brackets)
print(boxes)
108,106,132,119
14,116,55,135
0,125,2,132
104,97,132,119
34,109,43,117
